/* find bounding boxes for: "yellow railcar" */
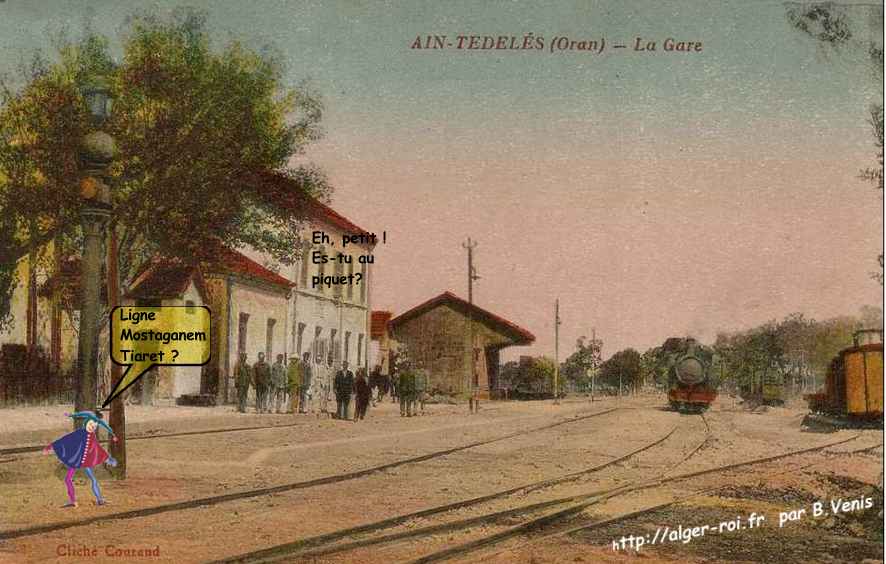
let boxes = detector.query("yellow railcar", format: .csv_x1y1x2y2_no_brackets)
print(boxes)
807,330,883,419
842,343,883,416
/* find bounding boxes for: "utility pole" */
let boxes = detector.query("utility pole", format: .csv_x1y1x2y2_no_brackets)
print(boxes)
554,298,561,405
463,238,480,412
590,328,597,402
463,237,480,303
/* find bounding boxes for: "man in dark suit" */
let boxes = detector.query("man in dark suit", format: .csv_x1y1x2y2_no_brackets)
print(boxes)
333,361,355,420
253,352,271,414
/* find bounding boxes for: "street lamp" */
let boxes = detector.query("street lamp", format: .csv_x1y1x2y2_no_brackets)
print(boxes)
74,77,115,425
81,80,113,127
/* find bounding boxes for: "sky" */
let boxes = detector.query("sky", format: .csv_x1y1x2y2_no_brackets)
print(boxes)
1,1,883,360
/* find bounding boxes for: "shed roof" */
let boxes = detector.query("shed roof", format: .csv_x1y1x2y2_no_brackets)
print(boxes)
125,259,208,301
389,292,535,346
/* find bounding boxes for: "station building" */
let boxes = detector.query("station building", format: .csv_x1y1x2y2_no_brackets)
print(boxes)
389,292,535,397
0,173,376,406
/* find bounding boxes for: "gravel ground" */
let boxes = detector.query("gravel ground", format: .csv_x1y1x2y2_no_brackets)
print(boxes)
0,394,881,563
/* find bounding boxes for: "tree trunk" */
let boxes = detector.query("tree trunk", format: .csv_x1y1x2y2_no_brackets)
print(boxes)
107,225,126,479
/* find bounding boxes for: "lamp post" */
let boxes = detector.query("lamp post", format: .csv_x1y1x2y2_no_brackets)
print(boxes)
75,80,115,423
79,79,126,477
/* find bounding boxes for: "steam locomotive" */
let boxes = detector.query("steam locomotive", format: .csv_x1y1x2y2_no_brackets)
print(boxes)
660,337,718,412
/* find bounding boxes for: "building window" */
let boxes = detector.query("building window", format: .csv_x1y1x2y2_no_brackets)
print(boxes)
329,329,337,365
317,245,326,294
238,313,249,358
296,322,306,356
360,262,367,304
300,241,311,288
357,334,364,366
347,260,354,300
266,318,277,359
344,331,351,365
334,254,344,297
313,327,323,364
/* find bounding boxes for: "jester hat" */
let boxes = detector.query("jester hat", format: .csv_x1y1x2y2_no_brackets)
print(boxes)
66,411,115,437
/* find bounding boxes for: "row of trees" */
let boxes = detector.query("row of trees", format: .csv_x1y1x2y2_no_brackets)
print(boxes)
501,306,881,400
711,308,882,396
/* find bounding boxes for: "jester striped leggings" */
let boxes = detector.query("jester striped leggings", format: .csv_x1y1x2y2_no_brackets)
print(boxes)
64,467,102,504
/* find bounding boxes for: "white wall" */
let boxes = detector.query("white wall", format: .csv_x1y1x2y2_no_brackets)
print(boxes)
167,282,205,398
227,283,290,367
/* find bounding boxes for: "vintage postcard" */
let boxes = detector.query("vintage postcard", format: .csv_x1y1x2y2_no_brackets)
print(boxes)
0,1,883,563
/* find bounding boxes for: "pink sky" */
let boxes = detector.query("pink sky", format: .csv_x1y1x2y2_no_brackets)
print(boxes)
309,127,883,361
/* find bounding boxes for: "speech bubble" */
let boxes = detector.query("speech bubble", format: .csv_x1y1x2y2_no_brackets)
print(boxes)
103,305,211,408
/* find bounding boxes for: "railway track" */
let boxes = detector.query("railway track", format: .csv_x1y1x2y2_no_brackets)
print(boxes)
213,417,850,564
209,425,680,563
663,411,711,476
0,406,619,542
0,420,337,457
211,412,714,563
492,436,886,561
409,433,861,563
0,422,319,457
0,403,604,459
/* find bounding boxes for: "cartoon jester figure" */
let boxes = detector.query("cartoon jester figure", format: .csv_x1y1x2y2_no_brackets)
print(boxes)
42,411,118,507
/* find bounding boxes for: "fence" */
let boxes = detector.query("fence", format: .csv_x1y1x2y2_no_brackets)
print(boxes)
0,344,75,406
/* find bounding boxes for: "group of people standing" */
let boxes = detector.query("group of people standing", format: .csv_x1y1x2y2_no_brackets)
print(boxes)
232,347,436,420
234,351,313,414
394,355,429,417
234,352,378,422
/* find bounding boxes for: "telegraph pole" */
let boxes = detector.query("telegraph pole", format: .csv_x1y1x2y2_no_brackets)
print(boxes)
554,298,561,405
590,328,596,402
463,237,479,303
463,238,480,412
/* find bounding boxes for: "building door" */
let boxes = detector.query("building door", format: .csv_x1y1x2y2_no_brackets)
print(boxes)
486,347,500,391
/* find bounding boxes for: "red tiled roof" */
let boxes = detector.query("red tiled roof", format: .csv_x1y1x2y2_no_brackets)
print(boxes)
207,246,294,289
125,258,207,301
250,171,375,246
390,292,535,346
45,247,292,302
371,310,393,339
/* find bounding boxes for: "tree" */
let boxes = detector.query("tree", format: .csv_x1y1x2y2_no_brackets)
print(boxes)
524,357,556,394
502,356,556,398
560,335,603,391
598,348,642,394
786,2,884,284
0,8,329,327
640,346,667,388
